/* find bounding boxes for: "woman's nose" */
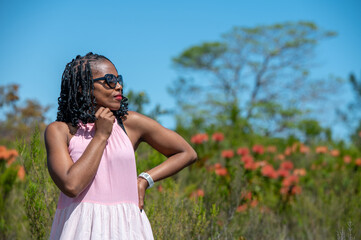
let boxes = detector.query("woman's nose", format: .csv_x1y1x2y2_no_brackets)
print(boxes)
115,82,122,91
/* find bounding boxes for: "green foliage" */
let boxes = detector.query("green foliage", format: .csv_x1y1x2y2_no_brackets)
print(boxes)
20,128,58,240
170,21,339,137
173,42,227,70
126,89,171,121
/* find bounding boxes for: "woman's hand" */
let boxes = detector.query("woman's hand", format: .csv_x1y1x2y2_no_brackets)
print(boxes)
94,107,115,140
137,177,149,211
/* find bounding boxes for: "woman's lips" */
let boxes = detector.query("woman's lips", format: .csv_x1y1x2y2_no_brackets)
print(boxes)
114,95,122,101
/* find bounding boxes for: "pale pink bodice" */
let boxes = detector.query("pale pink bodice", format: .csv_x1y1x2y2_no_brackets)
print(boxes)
57,121,139,209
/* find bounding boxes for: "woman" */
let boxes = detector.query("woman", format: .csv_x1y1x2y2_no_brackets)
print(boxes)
45,52,197,239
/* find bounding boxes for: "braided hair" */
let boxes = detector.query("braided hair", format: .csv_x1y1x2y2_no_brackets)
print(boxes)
56,52,128,127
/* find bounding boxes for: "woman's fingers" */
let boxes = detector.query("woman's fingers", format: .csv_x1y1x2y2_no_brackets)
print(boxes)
137,178,147,212
94,108,115,139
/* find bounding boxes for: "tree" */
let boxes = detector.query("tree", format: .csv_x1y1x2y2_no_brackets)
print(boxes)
170,21,339,135
126,89,171,121
0,84,49,145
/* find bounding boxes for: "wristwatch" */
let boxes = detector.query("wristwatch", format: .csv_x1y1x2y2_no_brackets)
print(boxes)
138,172,154,189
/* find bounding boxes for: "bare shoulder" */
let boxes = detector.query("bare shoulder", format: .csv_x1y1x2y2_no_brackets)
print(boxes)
123,111,158,129
45,121,73,144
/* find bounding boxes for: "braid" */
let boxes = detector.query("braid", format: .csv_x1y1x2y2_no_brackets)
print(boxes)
56,52,129,127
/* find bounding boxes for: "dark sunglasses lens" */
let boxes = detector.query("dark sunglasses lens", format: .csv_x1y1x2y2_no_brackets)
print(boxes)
105,75,122,88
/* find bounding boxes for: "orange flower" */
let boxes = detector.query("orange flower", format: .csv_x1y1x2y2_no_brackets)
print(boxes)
215,167,228,176
299,144,310,154
282,175,299,187
212,132,224,142
291,185,302,195
244,191,252,200
6,157,16,166
355,158,361,166
221,150,234,159
17,166,25,181
252,145,264,154
237,147,249,156
330,149,340,157
284,147,292,156
8,149,18,158
261,165,278,179
343,155,352,164
190,189,204,199
276,154,285,161
293,168,307,176
0,149,10,160
0,146,6,152
266,146,277,153
190,133,208,144
236,204,248,212
315,146,328,154
280,161,294,170
214,163,222,169
250,199,258,208
197,189,205,197
157,185,163,192
254,161,267,168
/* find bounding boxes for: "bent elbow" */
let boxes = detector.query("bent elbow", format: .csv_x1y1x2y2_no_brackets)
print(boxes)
62,184,81,198
189,149,198,164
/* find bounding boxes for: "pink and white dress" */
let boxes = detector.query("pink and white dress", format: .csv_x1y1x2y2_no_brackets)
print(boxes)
49,121,154,240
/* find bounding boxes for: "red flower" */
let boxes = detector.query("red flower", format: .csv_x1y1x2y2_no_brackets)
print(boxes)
252,145,264,154
214,163,222,169
236,204,248,212
215,167,228,176
316,146,328,154
355,158,361,166
212,132,224,142
190,133,208,144
291,185,302,195
237,147,249,156
190,189,205,199
241,155,253,164
250,199,258,208
157,185,163,192
221,150,234,159
244,161,258,170
343,155,352,164
244,191,252,200
261,165,278,179
282,175,299,187
277,168,290,178
280,161,294,170
330,149,340,157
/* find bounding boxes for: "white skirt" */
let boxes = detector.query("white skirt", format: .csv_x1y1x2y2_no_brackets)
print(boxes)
49,202,154,240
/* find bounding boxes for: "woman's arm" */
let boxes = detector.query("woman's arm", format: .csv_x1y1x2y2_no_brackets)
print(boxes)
45,107,115,198
124,111,198,209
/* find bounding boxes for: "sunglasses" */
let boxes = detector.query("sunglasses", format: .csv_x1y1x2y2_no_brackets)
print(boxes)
93,74,123,89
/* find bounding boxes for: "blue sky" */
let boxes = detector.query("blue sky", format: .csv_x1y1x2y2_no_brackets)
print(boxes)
0,0,360,138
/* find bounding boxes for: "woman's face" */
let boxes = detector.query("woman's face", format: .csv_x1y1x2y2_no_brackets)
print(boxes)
92,60,123,111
